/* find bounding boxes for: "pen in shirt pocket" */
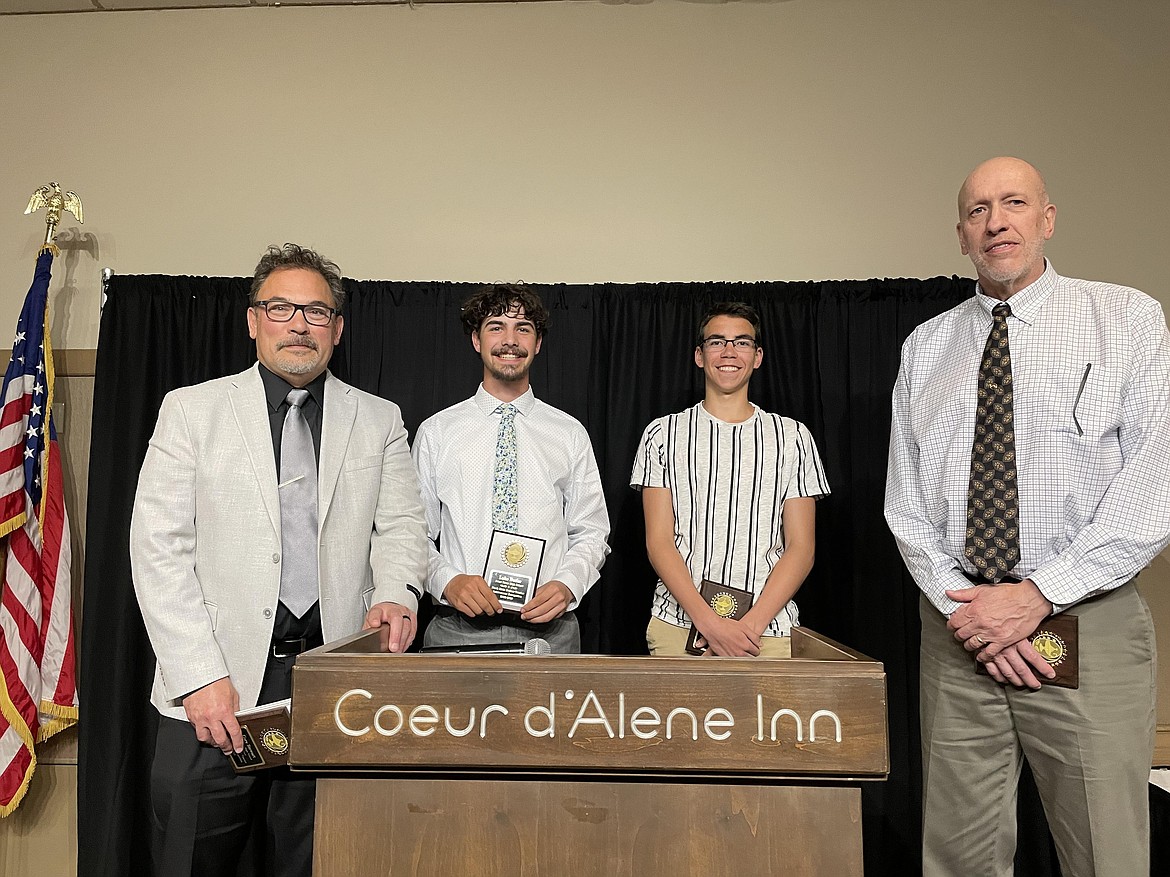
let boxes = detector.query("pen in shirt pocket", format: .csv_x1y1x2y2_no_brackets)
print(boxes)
1072,363,1092,436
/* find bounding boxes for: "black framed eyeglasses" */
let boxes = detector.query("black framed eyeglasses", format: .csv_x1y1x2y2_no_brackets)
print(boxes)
701,335,756,351
253,300,338,326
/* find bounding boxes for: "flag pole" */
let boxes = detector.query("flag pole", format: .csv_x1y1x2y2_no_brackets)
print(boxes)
24,182,84,257
0,183,82,816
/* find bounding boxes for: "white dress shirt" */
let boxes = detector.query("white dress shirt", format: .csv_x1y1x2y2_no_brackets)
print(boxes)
886,262,1170,616
412,385,611,606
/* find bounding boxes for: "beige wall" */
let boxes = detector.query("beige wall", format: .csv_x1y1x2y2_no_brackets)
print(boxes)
1,0,1168,346
2,0,1169,869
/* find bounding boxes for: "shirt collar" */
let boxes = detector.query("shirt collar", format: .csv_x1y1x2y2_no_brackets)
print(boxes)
259,362,327,412
973,260,1057,327
698,400,760,426
474,383,536,417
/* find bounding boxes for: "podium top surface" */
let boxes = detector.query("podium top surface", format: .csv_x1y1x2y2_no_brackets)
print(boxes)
300,625,881,668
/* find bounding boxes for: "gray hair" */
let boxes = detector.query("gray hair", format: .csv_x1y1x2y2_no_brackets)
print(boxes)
250,243,346,312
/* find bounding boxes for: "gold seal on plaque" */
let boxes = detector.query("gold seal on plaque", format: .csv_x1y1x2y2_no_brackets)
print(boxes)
710,591,738,618
261,728,290,756
1031,631,1065,666
502,542,528,568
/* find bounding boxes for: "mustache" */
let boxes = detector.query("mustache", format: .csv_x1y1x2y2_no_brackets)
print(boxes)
276,337,320,352
491,345,527,358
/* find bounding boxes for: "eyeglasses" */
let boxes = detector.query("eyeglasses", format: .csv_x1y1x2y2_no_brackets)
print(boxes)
701,336,757,351
253,300,338,326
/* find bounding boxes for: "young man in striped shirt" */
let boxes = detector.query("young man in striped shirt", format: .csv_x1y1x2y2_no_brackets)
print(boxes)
631,302,830,657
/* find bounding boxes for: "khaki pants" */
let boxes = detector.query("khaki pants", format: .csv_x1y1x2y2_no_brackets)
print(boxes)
646,616,792,658
919,583,1155,877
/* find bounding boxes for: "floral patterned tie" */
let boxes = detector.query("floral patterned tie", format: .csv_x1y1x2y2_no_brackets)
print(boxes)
492,403,518,532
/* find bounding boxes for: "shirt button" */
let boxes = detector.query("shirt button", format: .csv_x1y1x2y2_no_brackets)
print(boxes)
272,553,280,563
263,608,273,619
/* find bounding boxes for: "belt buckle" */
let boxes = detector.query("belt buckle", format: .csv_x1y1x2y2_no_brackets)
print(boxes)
272,637,307,659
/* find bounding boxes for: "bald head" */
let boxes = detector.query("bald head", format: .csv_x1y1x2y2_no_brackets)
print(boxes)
958,157,1048,218
956,156,1056,300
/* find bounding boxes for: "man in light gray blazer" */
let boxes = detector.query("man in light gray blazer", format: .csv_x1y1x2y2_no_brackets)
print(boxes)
131,243,427,877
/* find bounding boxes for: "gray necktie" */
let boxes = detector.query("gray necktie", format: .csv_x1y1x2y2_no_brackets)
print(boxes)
279,388,319,617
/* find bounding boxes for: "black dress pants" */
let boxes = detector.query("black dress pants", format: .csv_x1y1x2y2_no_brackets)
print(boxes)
150,606,321,877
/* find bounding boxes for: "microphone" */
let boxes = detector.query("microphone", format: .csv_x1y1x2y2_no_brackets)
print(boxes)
420,637,552,656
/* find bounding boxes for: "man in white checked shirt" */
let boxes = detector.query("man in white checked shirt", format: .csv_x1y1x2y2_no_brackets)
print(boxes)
413,284,610,653
885,157,1170,875
631,302,830,657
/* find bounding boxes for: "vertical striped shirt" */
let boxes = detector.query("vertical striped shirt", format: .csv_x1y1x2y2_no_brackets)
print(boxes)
631,402,830,635
885,262,1170,616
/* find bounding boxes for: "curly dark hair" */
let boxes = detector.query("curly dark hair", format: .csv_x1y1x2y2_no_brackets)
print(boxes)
697,301,762,349
250,243,346,312
460,283,549,338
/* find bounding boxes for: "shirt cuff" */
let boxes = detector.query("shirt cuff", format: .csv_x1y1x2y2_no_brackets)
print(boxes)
1027,573,1072,615
931,567,976,617
550,571,586,609
427,561,463,604
1027,552,1095,609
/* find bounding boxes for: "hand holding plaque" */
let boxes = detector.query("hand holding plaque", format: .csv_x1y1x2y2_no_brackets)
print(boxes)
483,530,547,612
975,613,1079,689
229,699,292,773
519,580,574,624
444,574,504,616
686,579,755,656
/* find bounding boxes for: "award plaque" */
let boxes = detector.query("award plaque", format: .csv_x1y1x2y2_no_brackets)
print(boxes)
685,579,755,655
483,530,547,612
976,613,1079,689
229,699,292,773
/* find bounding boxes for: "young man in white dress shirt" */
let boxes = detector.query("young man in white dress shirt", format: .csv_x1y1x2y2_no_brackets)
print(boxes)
885,157,1170,875
631,302,829,657
412,284,610,653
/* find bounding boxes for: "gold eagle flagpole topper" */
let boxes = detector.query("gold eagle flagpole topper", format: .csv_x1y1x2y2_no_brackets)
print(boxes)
24,182,83,256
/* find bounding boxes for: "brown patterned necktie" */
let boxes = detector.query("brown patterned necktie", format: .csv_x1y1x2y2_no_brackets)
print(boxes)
965,302,1020,582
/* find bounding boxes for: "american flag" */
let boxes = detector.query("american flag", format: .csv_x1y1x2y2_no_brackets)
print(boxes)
0,250,78,816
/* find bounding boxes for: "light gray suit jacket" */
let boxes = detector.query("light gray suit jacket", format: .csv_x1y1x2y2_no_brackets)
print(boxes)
131,364,427,720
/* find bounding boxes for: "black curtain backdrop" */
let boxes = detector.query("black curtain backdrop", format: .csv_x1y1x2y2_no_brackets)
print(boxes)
79,274,1085,876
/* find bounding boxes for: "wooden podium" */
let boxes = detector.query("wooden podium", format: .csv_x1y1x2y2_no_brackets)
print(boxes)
291,627,888,876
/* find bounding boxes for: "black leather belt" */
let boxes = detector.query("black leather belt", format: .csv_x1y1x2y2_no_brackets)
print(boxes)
961,571,1021,585
272,637,308,659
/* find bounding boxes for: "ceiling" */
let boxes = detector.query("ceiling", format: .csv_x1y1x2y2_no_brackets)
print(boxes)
0,0,545,13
